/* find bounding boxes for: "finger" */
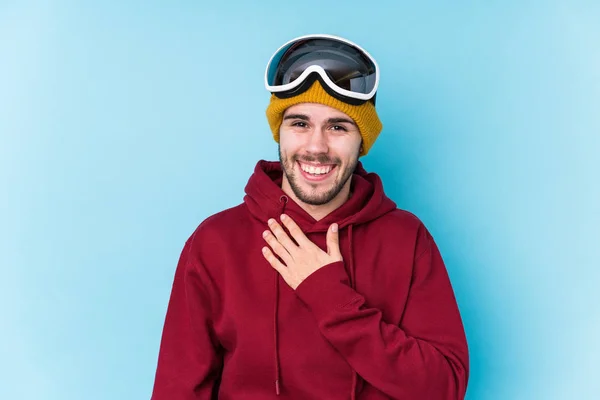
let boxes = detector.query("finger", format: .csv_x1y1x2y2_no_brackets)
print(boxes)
262,246,290,278
262,230,292,263
268,218,299,254
326,223,343,261
280,214,311,248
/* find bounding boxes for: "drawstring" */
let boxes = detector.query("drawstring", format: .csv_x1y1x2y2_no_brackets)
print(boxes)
274,270,281,395
274,195,288,395
348,224,358,400
348,224,356,290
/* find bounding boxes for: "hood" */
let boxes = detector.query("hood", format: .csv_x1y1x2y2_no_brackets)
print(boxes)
243,160,397,230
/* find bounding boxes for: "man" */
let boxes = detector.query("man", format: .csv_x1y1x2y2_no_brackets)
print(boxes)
152,34,469,399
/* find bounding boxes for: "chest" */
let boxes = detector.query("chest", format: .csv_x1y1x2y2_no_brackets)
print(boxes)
214,227,414,351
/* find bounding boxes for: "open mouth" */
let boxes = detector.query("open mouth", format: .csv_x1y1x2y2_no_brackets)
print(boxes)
297,161,336,181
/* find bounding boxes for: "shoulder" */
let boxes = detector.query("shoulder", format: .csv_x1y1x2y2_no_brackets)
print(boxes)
376,207,427,233
188,203,250,246
370,208,435,256
174,203,252,273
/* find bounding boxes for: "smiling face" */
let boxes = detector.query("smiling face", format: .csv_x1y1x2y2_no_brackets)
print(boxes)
278,103,363,206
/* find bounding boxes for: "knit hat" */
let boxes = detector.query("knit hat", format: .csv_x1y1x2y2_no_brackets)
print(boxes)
265,80,383,157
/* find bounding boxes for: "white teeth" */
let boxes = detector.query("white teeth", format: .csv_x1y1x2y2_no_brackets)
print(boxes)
300,163,332,175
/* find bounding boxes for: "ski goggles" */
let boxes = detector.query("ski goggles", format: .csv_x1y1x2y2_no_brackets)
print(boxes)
264,34,380,105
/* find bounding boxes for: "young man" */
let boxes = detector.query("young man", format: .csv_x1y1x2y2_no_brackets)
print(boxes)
152,34,469,399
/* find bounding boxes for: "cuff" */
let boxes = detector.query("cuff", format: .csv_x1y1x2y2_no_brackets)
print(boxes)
295,261,362,320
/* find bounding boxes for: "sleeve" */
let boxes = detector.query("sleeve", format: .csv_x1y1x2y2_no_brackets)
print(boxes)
151,233,223,399
294,225,469,399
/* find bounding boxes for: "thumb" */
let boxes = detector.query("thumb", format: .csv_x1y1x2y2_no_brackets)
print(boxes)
327,223,342,260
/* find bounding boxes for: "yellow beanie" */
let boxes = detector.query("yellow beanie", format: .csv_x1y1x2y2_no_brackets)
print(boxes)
265,81,383,156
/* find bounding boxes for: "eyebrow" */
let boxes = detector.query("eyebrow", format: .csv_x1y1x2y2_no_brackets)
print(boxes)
282,114,357,126
327,117,357,127
283,113,310,121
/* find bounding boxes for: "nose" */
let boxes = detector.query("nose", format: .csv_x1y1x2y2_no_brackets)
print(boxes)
305,126,329,154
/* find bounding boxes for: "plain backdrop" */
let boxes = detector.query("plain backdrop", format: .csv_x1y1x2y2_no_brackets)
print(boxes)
1,1,599,399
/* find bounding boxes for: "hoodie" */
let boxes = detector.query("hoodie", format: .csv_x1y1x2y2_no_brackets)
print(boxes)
152,160,469,399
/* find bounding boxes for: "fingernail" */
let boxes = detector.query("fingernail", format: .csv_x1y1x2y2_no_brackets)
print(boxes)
280,214,287,220
268,218,275,225
332,223,338,232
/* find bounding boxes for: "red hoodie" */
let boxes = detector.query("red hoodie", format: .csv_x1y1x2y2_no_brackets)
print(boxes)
152,160,469,399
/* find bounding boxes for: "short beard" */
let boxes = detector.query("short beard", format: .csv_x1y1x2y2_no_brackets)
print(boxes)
278,145,359,206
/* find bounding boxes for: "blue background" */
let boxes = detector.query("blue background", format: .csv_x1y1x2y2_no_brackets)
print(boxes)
2,1,599,399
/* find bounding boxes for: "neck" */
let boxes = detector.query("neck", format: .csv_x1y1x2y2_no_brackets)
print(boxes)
281,176,352,221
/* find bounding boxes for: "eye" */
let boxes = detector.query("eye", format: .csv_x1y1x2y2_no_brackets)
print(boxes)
292,121,308,128
330,125,348,132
